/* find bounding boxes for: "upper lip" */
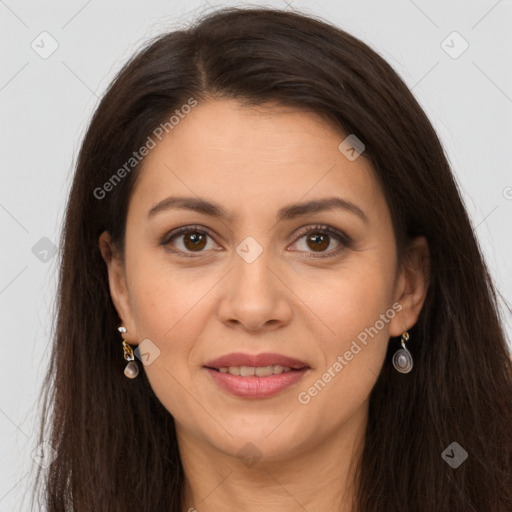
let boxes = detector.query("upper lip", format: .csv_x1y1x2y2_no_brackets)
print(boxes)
204,352,310,370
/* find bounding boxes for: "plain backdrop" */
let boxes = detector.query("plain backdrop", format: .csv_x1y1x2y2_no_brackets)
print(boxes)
1,0,511,510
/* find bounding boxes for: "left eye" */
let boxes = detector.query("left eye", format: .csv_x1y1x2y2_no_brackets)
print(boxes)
289,225,350,258
162,224,350,258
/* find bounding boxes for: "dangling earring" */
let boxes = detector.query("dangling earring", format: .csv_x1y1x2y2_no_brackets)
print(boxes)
118,326,139,379
392,331,413,374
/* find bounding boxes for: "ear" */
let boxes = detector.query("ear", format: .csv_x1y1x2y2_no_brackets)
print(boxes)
389,235,430,338
98,230,139,344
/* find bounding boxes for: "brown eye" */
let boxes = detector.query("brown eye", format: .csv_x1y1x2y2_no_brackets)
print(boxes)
306,233,330,252
182,232,207,251
162,226,218,256
290,225,352,258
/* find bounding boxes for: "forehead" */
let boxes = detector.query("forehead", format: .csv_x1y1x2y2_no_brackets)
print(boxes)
128,99,384,222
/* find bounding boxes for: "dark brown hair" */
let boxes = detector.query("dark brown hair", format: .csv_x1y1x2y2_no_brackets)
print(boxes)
32,6,512,511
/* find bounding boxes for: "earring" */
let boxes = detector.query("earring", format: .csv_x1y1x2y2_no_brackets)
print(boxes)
392,331,413,374
118,326,139,379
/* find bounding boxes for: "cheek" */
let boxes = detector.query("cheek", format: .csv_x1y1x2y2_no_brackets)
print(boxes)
127,272,203,420
128,253,212,341
295,268,394,422
296,253,396,398
125,258,218,403
296,257,396,343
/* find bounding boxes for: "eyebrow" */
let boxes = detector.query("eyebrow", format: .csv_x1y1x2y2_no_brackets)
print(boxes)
147,195,369,224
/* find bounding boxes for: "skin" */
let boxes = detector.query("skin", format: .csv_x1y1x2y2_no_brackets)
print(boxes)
99,99,429,512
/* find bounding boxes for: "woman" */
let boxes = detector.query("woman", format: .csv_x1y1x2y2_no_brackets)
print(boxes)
32,6,512,512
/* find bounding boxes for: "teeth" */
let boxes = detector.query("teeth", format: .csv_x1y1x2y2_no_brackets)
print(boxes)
218,365,292,376
240,366,255,377
255,366,273,377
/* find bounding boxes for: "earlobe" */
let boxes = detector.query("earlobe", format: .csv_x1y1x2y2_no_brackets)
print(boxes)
389,235,430,338
98,231,138,342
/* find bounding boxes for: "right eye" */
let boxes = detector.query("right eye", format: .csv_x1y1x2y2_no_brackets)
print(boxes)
161,225,221,257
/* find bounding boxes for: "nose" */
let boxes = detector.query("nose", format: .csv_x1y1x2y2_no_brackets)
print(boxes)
216,242,293,332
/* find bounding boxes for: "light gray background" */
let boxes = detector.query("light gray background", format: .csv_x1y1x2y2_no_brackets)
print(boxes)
1,1,511,510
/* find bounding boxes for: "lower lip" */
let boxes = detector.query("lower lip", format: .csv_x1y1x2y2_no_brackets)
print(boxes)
204,367,309,398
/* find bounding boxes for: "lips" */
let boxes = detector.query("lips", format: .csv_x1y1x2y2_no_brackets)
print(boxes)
203,352,311,398
204,352,310,370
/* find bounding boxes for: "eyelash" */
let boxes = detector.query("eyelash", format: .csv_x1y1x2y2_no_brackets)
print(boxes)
160,224,352,259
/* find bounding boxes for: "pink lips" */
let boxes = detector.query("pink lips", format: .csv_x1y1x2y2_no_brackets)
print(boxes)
205,352,309,370
203,352,311,399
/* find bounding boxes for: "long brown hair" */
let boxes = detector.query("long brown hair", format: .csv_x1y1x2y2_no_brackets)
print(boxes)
32,6,512,511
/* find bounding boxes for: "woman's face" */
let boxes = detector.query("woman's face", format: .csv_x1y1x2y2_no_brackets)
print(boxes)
101,99,427,462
